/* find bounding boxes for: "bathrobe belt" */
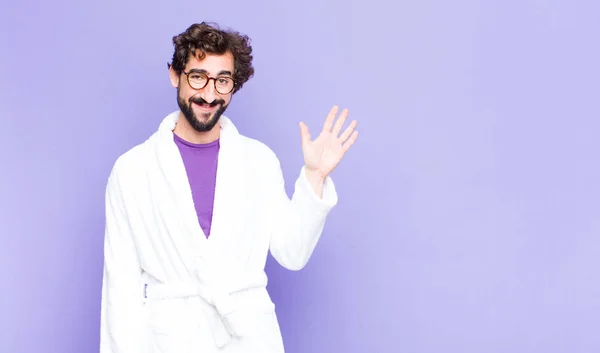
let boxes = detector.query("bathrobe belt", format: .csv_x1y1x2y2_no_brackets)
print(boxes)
144,271,270,348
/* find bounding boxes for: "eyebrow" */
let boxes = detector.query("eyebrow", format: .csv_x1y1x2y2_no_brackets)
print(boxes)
188,68,233,77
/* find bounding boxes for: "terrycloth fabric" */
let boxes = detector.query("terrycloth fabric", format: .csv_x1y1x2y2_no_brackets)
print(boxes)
100,110,338,353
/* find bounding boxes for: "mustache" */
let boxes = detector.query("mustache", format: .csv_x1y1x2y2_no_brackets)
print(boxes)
190,96,225,107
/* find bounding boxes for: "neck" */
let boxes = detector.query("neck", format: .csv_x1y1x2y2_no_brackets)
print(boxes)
173,112,221,144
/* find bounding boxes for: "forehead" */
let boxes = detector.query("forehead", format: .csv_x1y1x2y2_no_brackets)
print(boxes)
185,50,234,75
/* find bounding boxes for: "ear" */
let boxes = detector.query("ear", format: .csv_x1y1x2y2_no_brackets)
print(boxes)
168,65,180,88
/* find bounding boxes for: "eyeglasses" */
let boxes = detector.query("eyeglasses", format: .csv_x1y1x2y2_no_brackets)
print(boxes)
182,70,236,94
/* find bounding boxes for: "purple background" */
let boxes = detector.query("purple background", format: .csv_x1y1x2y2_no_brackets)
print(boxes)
1,0,599,352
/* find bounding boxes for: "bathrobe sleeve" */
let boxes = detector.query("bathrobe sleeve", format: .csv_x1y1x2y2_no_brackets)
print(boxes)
100,167,147,353
267,154,339,271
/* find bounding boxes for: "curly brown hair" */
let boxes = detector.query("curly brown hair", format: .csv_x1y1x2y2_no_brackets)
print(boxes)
169,22,254,93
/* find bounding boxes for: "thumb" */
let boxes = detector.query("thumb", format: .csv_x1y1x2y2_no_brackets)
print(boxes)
299,121,311,146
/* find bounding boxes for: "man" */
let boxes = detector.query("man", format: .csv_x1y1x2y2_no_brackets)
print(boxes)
99,22,358,353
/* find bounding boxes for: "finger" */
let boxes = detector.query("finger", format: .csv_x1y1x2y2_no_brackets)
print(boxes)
322,105,338,133
342,131,359,152
338,119,358,142
332,108,349,137
299,121,311,146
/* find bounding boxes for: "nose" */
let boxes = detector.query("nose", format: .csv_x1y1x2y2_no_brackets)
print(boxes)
200,78,218,103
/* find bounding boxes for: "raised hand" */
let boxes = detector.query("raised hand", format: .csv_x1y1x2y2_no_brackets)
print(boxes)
299,105,359,181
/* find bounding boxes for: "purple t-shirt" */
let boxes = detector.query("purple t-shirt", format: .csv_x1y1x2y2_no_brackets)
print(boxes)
173,133,219,238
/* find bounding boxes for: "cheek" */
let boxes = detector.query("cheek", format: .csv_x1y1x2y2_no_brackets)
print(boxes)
178,87,195,102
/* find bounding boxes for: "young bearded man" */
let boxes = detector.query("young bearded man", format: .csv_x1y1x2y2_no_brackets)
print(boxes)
100,22,358,353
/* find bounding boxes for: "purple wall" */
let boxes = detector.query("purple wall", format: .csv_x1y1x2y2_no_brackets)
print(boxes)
1,0,599,352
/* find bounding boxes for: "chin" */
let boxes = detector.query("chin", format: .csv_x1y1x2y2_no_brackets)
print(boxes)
189,114,220,133
197,112,213,121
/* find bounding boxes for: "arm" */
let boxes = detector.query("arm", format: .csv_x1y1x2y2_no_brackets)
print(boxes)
267,161,338,271
268,105,359,271
100,168,146,353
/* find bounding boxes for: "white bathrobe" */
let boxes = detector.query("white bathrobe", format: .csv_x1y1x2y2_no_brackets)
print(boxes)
99,110,338,353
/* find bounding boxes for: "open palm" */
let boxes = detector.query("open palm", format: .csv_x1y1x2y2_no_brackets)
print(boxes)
299,106,359,179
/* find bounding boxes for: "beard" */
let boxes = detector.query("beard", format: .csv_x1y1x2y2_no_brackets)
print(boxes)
177,87,228,133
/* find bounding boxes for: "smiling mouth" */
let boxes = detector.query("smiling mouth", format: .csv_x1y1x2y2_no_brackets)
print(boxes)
193,102,217,111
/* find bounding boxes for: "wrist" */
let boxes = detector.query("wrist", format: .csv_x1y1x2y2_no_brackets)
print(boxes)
304,167,325,198
304,167,325,183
